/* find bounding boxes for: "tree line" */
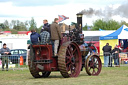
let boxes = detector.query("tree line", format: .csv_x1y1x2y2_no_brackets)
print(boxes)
0,17,42,34
0,17,128,34
83,19,128,30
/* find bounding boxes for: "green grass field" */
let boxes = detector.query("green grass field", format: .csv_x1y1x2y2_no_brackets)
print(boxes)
0,66,128,85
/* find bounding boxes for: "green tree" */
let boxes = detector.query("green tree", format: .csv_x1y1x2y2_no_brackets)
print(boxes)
37,25,43,33
120,21,128,27
92,19,105,30
0,23,6,30
92,19,125,30
29,17,37,31
3,20,9,29
82,23,88,30
11,20,27,31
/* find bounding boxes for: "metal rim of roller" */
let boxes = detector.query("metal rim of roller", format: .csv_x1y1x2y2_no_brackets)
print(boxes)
58,42,82,78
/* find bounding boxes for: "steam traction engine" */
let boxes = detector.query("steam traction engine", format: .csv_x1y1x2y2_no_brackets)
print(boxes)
28,13,102,78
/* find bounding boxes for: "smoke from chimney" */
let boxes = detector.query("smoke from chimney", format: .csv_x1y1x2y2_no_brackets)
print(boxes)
79,2,128,18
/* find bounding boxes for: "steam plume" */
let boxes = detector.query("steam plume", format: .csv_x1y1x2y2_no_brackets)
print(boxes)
78,2,128,18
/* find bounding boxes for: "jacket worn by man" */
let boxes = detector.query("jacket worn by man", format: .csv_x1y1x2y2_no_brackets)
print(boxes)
41,23,50,33
102,45,112,56
30,32,40,44
112,48,121,59
40,31,50,44
50,22,62,40
0,47,11,55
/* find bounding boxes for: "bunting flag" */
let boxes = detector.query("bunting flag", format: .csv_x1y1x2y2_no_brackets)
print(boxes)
58,15,69,22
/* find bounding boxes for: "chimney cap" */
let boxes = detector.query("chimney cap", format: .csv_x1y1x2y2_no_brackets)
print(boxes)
76,13,83,15
76,13,83,17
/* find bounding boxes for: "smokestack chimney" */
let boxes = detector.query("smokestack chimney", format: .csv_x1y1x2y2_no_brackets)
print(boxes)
76,13,83,31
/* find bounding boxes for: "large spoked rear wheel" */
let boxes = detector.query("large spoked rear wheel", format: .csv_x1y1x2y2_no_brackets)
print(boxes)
58,42,82,78
28,45,51,78
85,54,102,76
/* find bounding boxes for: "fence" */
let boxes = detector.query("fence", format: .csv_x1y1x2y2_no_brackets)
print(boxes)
0,55,28,70
102,52,128,67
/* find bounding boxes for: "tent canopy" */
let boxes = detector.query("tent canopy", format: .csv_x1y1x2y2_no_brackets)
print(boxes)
100,25,128,40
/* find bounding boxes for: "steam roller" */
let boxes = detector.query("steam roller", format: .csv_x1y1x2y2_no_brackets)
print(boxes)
28,13,102,78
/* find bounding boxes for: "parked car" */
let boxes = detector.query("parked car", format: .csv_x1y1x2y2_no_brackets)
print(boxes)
10,49,27,64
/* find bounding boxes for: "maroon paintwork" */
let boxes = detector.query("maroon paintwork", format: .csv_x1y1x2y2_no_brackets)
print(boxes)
32,36,71,72
33,45,58,71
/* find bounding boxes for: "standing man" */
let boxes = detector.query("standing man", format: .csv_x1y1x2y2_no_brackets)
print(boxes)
1,43,11,71
102,43,112,67
50,18,62,56
40,19,50,33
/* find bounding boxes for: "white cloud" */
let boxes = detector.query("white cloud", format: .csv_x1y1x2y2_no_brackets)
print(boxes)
0,0,128,28
0,2,98,27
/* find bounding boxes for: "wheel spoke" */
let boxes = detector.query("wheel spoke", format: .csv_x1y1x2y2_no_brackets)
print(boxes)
92,69,96,74
89,67,91,71
67,64,70,71
69,65,73,74
73,52,77,59
71,65,75,74
89,61,94,67
68,45,74,56
96,67,99,70
66,60,71,65
66,56,71,60
67,49,72,56
95,59,98,63
91,57,94,62
73,48,77,54
71,61,74,65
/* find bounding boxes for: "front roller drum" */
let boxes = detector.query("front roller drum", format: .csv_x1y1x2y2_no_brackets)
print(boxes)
58,42,82,78
28,45,51,78
85,54,102,76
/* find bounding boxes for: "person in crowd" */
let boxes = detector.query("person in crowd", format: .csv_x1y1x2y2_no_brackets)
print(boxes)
112,45,121,67
40,28,50,45
40,19,50,33
0,43,11,71
50,18,62,56
30,29,41,45
102,43,112,67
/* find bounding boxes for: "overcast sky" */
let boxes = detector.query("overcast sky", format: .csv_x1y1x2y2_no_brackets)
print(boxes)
0,0,128,27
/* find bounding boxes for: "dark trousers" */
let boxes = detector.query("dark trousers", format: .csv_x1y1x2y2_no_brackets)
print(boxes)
108,56,112,67
2,56,8,70
51,40,54,55
114,58,119,65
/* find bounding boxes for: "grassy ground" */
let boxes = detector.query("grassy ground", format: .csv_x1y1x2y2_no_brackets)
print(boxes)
0,67,128,85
